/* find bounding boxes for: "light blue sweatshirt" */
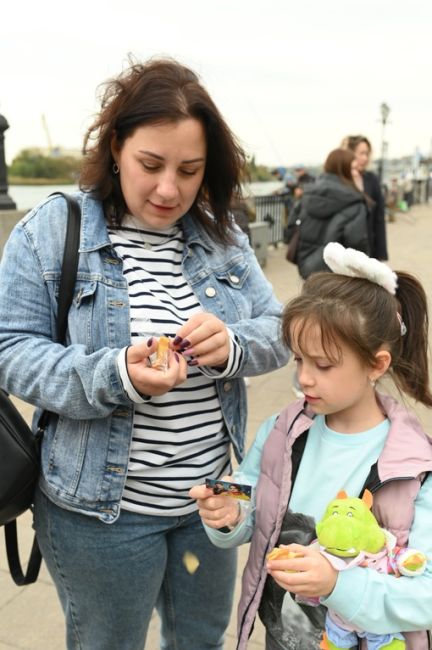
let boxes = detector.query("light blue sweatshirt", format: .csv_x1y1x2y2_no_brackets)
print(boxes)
205,413,432,635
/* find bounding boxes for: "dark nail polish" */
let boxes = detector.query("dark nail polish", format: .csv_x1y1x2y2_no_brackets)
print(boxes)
147,337,153,347
174,353,180,362
180,339,191,350
188,359,199,366
173,336,183,346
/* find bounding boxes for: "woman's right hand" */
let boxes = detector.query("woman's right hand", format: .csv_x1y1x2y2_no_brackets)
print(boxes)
126,339,188,396
189,477,241,529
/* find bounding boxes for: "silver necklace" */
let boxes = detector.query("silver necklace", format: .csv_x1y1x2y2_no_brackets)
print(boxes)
127,215,179,250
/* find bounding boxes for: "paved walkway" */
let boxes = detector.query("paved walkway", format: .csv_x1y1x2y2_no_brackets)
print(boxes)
1,203,431,649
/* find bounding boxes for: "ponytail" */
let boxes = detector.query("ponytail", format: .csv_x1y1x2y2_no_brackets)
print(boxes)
392,271,432,407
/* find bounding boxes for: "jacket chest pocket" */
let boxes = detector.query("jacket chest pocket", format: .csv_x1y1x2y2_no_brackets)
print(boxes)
215,263,249,289
207,261,251,320
64,280,101,349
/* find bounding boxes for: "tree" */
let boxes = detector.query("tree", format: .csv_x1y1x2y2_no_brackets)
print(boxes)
244,157,273,182
8,149,81,180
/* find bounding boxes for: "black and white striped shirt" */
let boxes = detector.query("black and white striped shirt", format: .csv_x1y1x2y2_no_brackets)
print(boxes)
109,216,242,516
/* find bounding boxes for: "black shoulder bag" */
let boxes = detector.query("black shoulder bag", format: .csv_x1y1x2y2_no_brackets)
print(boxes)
0,192,81,585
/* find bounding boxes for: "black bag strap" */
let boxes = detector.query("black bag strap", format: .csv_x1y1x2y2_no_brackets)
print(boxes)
4,192,81,586
53,193,81,343
5,520,43,586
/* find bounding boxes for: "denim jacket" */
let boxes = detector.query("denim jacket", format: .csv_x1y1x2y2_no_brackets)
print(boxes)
0,191,288,522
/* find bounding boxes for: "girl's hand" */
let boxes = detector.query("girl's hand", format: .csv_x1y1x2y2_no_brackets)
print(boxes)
189,476,241,529
126,339,188,396
266,543,338,598
174,313,230,369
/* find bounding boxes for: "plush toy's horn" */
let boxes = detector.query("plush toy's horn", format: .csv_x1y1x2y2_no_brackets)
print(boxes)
362,489,373,509
336,490,348,499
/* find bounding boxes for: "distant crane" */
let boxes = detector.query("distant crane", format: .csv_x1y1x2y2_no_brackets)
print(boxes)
41,113,54,155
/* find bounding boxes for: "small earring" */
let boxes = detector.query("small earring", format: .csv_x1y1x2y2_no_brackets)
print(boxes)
112,162,119,174
369,377,376,388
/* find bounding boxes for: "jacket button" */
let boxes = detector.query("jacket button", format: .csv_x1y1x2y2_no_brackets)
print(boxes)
205,287,216,297
229,274,240,284
223,382,232,392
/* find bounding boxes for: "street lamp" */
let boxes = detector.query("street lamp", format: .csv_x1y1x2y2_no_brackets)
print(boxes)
377,102,390,185
0,114,17,210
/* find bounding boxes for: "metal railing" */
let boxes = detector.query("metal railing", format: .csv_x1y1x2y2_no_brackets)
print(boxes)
253,194,287,246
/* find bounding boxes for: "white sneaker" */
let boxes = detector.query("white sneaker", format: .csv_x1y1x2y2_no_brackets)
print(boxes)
244,377,251,387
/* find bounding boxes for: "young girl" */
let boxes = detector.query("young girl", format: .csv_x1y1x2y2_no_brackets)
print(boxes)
190,243,432,650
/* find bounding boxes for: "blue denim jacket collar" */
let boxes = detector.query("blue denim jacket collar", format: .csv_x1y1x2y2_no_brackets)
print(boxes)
78,191,214,254
181,213,214,252
78,192,113,252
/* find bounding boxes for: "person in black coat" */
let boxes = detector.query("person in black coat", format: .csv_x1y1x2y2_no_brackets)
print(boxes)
342,135,388,260
294,148,370,280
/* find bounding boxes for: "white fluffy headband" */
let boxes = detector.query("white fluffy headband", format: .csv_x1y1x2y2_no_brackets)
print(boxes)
323,242,398,295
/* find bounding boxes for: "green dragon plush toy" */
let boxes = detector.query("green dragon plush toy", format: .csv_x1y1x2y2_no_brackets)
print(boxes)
315,490,426,650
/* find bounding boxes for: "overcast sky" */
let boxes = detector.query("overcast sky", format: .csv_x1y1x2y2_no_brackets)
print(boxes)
1,0,431,168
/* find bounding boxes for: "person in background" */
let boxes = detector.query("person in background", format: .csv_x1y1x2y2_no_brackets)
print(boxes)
293,164,316,200
230,197,253,243
282,165,315,245
190,243,432,650
271,168,296,234
342,135,388,260
0,57,289,650
292,148,369,280
386,177,399,223
402,172,414,209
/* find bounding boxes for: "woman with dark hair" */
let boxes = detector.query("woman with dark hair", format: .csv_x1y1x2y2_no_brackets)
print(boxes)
342,135,388,260
0,57,288,650
292,148,369,280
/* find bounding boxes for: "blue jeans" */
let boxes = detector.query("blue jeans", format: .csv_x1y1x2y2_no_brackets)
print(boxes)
326,615,405,650
34,487,237,650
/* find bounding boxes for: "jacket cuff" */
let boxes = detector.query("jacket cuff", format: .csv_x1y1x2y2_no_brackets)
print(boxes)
199,328,243,379
117,347,151,403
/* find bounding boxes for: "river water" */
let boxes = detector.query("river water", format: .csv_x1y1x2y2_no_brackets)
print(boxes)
8,181,283,211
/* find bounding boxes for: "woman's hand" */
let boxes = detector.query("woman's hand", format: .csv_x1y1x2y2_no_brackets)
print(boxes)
126,339,188,396
266,543,338,598
189,476,241,529
174,313,231,369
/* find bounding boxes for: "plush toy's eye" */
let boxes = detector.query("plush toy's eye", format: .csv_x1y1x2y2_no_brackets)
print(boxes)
332,511,339,516
347,512,353,517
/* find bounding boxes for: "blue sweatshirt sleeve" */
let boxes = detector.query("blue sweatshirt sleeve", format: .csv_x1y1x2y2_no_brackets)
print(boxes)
321,472,432,633
205,414,278,548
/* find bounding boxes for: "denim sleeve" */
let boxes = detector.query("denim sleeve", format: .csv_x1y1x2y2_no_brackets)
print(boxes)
204,414,278,548
0,222,128,418
321,472,432,633
228,238,290,376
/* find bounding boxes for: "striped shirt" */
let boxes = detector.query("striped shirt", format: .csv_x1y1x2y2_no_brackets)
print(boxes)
108,216,242,516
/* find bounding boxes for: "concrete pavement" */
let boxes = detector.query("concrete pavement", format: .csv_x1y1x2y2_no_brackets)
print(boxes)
1,203,431,649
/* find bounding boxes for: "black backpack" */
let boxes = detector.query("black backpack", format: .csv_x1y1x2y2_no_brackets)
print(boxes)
0,192,81,585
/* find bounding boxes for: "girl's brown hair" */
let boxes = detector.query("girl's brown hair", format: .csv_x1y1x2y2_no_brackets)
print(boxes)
282,271,432,407
323,148,358,194
80,57,246,245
